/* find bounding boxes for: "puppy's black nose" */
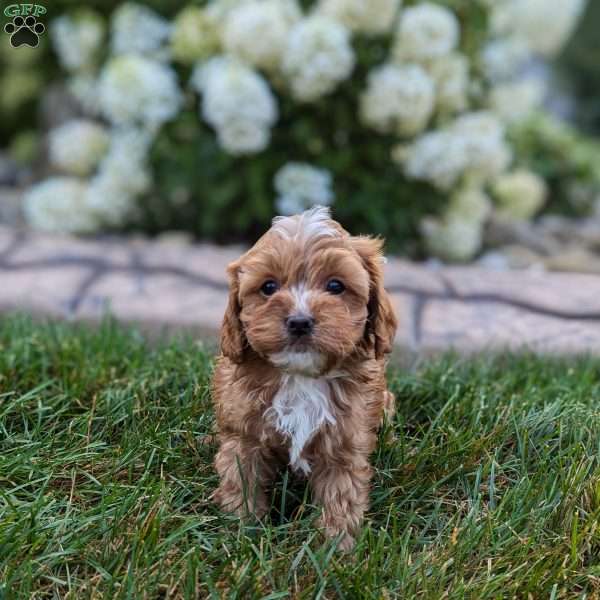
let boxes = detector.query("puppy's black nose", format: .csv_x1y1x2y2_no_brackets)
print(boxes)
286,316,314,337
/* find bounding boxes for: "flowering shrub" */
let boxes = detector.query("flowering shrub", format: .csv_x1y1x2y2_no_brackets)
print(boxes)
20,0,598,261
48,120,110,177
98,54,182,129
191,56,278,154
274,162,334,215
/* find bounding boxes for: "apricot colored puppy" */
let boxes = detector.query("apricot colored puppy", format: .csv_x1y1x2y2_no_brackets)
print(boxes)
211,207,397,550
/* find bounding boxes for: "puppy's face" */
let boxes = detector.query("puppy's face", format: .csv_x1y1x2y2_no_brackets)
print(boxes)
221,207,397,375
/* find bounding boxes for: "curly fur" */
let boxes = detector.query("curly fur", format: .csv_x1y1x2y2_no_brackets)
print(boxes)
211,206,398,550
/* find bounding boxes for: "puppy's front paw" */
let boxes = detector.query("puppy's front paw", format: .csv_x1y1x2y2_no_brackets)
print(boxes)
212,485,268,520
316,517,356,552
335,532,356,552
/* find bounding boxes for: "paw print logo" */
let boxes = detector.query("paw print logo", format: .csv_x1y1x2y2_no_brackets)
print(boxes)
4,15,45,48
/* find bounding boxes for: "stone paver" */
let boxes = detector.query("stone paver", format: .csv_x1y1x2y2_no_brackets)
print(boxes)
1,225,600,355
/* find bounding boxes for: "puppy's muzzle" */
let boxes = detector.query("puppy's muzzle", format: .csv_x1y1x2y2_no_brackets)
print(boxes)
286,315,314,338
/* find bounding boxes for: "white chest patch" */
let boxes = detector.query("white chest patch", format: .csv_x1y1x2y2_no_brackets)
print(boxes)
266,374,336,475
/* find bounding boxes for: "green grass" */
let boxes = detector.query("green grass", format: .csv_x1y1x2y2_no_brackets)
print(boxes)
1,315,600,599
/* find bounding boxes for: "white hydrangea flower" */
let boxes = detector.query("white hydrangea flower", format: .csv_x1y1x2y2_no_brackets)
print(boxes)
95,129,151,196
447,185,492,223
492,170,548,221
98,54,182,131
452,111,513,184
223,0,300,71
111,3,171,58
51,10,104,72
85,129,152,226
68,75,100,115
421,216,484,262
274,162,334,215
217,121,272,156
170,6,220,64
392,2,459,63
192,57,278,155
481,37,530,83
276,194,309,216
48,120,110,177
85,178,140,227
489,79,545,122
400,129,467,190
315,0,401,35
203,0,250,25
360,63,435,136
187,0,260,44
491,0,586,57
401,111,512,190
23,177,100,234
428,52,470,114
418,181,491,262
282,16,355,102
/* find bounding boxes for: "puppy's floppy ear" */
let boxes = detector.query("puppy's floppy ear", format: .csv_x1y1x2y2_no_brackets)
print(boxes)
352,236,398,359
220,260,246,363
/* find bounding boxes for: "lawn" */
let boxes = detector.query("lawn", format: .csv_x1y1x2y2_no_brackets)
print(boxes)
1,316,600,598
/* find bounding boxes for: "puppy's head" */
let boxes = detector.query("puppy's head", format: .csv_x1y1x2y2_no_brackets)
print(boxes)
220,207,397,375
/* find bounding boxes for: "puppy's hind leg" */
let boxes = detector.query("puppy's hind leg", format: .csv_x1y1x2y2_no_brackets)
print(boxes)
212,435,276,519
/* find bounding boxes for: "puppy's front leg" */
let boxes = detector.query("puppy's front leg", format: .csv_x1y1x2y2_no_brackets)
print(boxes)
310,456,372,551
213,435,275,519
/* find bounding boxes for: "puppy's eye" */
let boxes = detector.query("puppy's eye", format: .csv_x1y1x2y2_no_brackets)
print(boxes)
260,280,279,296
326,279,345,295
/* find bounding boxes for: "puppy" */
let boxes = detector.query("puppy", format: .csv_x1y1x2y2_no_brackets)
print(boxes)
211,206,397,550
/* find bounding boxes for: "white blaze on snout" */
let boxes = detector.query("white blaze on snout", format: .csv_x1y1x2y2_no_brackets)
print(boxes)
265,206,342,473
269,282,320,375
289,283,312,317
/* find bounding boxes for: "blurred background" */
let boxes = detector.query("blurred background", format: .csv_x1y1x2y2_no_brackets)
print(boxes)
2,0,600,271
